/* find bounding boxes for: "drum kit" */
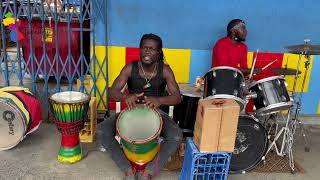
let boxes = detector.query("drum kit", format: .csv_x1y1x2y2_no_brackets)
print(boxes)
174,40,320,174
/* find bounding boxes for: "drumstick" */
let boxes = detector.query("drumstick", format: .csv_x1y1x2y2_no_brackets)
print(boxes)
249,49,259,79
262,59,278,70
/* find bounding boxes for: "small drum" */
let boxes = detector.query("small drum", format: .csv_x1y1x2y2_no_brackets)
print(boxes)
249,76,293,115
174,84,202,137
203,66,246,110
116,105,162,170
49,91,90,163
230,115,268,173
0,87,42,150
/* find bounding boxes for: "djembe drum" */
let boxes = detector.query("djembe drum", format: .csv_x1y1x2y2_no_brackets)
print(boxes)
49,91,90,163
116,105,163,170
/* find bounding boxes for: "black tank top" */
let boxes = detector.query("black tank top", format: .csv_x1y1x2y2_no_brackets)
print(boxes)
127,61,167,97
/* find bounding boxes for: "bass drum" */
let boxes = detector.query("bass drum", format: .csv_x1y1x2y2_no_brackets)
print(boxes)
230,115,268,173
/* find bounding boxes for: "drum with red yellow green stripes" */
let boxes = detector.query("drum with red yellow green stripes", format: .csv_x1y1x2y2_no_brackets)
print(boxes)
0,87,42,150
116,105,163,170
49,91,90,163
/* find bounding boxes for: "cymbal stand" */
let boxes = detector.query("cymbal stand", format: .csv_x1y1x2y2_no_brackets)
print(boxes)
290,52,311,152
263,109,295,172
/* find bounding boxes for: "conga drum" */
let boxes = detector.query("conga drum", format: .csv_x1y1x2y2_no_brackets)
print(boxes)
49,91,90,163
0,86,42,150
116,105,163,170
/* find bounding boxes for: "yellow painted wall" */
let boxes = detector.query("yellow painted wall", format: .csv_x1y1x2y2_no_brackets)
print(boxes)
163,48,191,83
282,54,313,92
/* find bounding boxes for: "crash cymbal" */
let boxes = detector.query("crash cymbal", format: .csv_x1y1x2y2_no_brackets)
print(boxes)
285,44,320,55
271,68,301,75
241,68,262,75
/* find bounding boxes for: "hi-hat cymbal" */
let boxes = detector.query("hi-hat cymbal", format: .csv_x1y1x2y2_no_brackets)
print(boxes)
285,44,320,55
271,68,301,75
241,68,262,75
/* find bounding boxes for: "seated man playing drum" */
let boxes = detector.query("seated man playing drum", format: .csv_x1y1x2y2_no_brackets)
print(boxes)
99,33,183,180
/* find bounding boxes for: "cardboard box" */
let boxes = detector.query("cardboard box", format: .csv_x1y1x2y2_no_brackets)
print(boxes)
193,99,240,152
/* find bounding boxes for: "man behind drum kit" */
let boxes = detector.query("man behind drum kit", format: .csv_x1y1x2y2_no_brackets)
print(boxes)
98,34,183,180
212,19,248,69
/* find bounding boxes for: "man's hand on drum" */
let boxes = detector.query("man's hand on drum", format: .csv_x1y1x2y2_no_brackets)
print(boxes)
144,96,161,109
125,92,144,110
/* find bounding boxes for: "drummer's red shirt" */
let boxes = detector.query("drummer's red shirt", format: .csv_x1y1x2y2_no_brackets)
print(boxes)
212,36,248,69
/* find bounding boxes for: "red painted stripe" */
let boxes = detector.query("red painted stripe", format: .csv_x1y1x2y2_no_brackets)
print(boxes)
61,134,80,148
126,47,140,64
251,52,284,80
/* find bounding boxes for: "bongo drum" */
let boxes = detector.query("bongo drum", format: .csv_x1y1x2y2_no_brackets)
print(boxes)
116,105,163,170
0,87,42,150
49,91,90,163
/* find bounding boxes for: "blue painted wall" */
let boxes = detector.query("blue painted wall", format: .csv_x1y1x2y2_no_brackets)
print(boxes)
107,0,320,52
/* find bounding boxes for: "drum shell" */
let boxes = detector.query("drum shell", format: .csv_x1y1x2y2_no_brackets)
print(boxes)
116,106,162,165
230,115,268,173
173,94,200,135
203,67,245,110
0,87,42,150
249,76,292,115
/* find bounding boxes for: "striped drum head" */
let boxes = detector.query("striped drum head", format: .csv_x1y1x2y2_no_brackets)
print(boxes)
0,98,26,150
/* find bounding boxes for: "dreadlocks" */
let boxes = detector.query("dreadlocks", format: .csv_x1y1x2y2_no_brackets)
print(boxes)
140,33,165,62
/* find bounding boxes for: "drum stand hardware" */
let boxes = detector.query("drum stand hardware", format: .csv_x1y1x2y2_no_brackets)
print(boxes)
263,110,295,172
289,53,312,153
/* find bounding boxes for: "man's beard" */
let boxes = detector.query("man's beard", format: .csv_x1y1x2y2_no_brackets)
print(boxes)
235,36,246,42
141,60,154,68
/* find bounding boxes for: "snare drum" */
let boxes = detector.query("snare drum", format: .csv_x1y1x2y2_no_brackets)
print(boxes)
230,115,268,173
116,105,163,170
203,66,246,110
0,87,42,150
249,76,293,115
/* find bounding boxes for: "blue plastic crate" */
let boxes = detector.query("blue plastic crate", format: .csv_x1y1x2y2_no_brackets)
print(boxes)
180,138,231,180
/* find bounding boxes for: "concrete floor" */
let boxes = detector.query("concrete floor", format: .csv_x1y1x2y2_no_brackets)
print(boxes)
0,122,320,180
1,59,320,179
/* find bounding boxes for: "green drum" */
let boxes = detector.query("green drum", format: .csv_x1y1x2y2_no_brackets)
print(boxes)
116,106,163,168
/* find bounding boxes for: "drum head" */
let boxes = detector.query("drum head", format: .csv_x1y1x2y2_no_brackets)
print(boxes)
50,91,90,104
230,115,268,173
0,99,26,150
117,106,162,143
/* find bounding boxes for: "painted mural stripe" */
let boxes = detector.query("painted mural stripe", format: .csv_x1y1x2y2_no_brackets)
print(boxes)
189,50,212,84
163,48,191,83
299,55,320,114
108,46,126,86
318,101,320,114
247,52,254,68
282,54,313,92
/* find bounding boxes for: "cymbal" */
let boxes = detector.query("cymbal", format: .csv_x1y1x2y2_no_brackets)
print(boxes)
285,44,320,55
241,68,262,75
271,68,301,75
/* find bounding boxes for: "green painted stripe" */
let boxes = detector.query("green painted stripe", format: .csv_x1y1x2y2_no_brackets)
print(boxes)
121,139,158,154
58,145,81,157
53,110,85,122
